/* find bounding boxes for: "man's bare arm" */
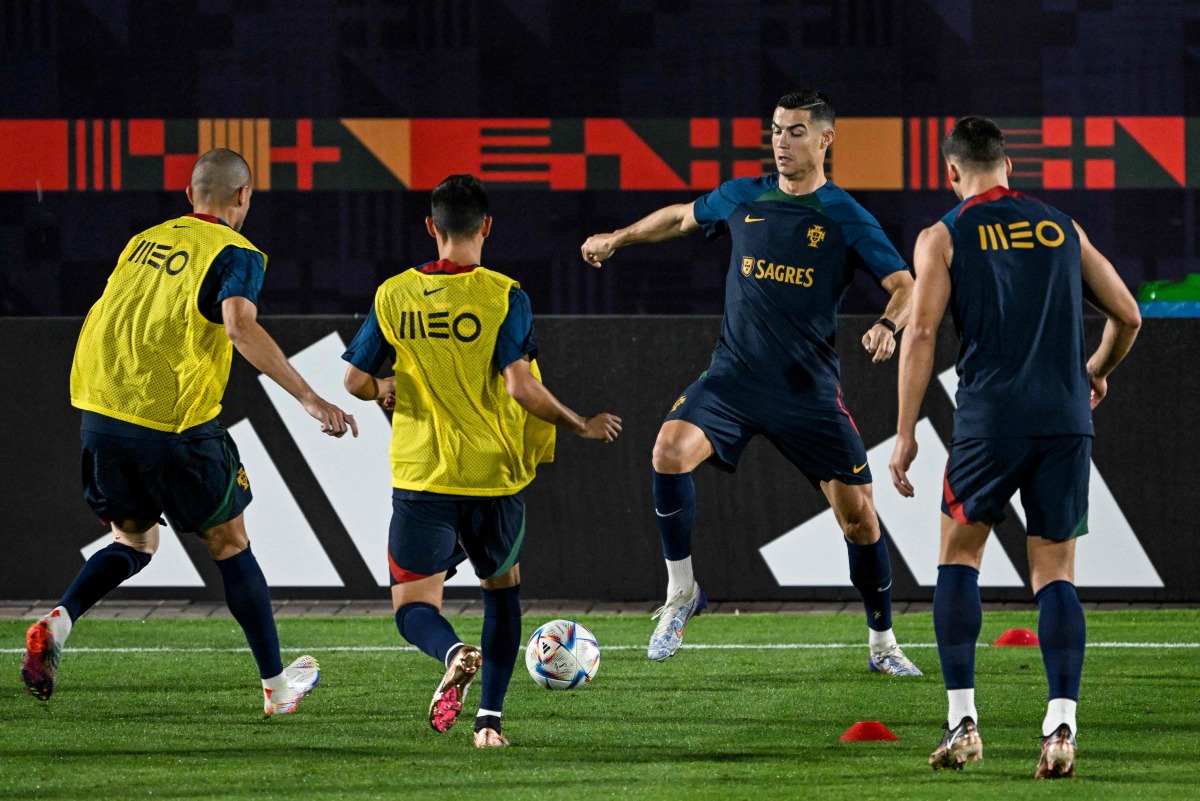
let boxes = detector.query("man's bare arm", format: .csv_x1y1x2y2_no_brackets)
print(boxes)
861,270,915,363
343,365,395,403
889,224,953,497
502,357,622,442
1074,222,1141,408
223,297,358,437
580,202,700,267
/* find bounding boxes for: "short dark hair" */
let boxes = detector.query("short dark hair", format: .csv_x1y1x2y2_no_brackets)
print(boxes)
430,174,489,237
776,91,835,127
942,116,1006,170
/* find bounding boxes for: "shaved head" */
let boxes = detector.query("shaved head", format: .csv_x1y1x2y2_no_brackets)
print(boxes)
190,148,251,202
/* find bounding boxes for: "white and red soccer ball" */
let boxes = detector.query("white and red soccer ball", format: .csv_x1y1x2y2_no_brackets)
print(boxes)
524,619,600,690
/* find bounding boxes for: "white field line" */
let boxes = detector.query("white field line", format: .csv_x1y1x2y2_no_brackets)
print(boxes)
1,642,1196,655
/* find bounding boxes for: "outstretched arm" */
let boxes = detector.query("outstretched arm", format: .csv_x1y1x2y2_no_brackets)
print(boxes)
581,202,699,267
223,297,358,437
861,269,915,363
1074,221,1141,408
889,224,952,497
502,357,622,442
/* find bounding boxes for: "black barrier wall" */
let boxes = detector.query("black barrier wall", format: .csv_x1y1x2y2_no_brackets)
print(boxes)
2,317,1197,602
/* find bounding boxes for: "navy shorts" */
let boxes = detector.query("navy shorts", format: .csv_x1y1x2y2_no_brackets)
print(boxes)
942,436,1091,541
81,420,252,534
664,372,871,487
388,490,526,584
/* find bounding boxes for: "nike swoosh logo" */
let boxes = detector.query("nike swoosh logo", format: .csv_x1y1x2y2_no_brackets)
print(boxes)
655,508,683,518
172,224,190,228
853,462,868,474
877,580,892,592
423,287,446,296
744,215,765,223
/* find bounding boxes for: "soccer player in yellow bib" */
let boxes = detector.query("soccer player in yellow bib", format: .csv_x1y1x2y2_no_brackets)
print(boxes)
21,148,358,715
343,174,621,748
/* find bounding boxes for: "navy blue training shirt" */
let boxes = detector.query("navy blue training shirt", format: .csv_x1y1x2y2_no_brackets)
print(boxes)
693,176,908,401
940,186,1093,438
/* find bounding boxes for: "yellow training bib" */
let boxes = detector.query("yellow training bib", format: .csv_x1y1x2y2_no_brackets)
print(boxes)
375,265,555,495
70,216,266,432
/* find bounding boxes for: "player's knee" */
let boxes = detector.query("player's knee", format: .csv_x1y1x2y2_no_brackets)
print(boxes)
481,563,520,590
113,520,160,555
841,515,880,545
201,528,249,560
652,438,691,474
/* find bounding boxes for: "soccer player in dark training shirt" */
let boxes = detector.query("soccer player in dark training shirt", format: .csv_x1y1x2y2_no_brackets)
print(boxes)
890,117,1141,778
581,91,922,676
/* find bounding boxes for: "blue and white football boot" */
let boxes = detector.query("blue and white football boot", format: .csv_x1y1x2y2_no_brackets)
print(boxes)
647,582,707,661
868,643,924,676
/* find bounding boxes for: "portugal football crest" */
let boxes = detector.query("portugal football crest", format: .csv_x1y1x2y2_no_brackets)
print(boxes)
807,225,825,248
741,256,754,276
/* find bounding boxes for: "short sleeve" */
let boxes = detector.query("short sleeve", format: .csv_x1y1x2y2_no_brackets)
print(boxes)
197,245,267,323
692,177,765,241
495,288,536,371
828,199,909,281
215,246,266,306
342,306,394,374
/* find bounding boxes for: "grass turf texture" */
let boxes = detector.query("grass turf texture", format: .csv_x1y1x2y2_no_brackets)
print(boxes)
1,610,1196,800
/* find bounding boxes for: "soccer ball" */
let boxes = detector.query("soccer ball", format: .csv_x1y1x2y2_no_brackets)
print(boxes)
524,619,600,690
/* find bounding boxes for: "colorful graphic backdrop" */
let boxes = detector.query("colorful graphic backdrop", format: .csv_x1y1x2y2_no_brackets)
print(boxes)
1,117,1192,193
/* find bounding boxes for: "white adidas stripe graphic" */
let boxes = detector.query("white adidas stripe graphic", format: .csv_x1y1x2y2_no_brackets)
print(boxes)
84,334,1163,591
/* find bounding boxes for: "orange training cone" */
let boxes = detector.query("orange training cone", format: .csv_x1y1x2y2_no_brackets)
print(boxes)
840,721,898,742
994,628,1039,646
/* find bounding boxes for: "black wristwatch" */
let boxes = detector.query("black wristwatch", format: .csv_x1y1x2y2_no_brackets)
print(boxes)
873,317,897,333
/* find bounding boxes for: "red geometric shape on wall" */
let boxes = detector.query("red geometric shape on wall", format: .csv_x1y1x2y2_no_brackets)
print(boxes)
128,119,165,155
1042,117,1072,147
1043,159,1073,189
690,118,719,148
1117,117,1185,185
163,154,195,190
732,118,762,148
1084,117,1114,147
690,160,720,188
1085,159,1115,188
271,119,340,190
733,160,762,178
584,119,687,189
0,121,69,190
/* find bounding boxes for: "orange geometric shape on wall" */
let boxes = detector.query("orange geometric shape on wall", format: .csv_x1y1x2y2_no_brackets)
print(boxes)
342,118,412,187
832,118,905,189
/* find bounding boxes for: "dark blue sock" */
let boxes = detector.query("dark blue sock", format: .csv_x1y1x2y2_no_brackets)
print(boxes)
846,537,894,632
395,602,462,664
214,547,283,680
479,584,522,715
59,542,152,622
1036,580,1086,701
934,564,982,690
652,470,696,560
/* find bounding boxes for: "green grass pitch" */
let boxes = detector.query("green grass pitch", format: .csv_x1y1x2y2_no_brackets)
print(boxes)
1,610,1196,800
